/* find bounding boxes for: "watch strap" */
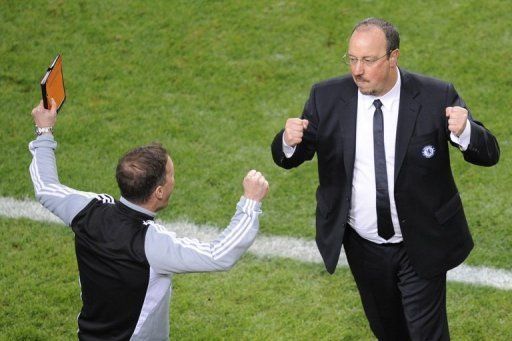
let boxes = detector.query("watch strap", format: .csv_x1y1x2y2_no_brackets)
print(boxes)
35,126,54,136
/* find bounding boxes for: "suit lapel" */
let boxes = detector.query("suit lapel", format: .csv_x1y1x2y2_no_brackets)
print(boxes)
338,85,358,180
334,72,419,183
394,70,421,181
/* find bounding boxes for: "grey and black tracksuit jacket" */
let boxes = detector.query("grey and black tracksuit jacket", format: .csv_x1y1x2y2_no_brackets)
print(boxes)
29,135,262,340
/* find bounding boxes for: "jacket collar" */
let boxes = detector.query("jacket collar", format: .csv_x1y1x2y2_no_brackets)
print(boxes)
118,197,156,220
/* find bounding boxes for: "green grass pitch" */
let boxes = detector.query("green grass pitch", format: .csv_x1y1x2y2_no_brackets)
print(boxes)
1,0,510,339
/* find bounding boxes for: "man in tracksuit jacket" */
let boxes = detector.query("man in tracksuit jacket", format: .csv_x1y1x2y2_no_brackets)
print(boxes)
29,99,269,340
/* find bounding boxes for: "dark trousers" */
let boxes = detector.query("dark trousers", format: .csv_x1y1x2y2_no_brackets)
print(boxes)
343,226,450,341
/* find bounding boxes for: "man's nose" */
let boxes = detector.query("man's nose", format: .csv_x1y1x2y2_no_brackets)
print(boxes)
352,61,364,75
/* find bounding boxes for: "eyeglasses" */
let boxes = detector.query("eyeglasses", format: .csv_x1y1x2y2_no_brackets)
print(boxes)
342,51,390,67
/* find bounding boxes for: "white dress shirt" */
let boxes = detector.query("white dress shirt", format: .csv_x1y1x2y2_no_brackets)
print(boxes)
283,69,471,244
349,73,402,243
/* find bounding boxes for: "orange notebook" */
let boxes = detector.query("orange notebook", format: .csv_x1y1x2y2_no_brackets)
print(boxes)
40,54,66,112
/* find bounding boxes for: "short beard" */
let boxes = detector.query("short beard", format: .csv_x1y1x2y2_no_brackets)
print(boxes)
354,76,379,96
359,88,379,96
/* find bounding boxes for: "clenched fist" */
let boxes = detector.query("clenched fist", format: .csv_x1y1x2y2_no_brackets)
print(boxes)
32,99,57,129
445,106,468,137
284,118,309,147
243,170,269,202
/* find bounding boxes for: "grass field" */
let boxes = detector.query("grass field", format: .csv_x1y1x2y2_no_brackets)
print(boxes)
1,0,511,339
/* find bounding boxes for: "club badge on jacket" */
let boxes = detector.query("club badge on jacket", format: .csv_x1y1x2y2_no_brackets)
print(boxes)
421,145,436,158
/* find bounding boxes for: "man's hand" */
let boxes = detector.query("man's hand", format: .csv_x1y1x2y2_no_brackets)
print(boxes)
243,170,269,202
32,99,57,129
283,118,309,147
445,106,468,137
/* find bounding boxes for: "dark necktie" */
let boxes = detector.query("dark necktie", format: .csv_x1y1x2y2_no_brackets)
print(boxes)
373,99,395,240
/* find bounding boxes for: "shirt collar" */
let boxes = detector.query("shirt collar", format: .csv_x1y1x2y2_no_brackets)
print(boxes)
359,67,401,110
120,196,156,218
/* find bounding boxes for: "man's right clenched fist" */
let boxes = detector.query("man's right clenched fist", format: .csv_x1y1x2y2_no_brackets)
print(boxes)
243,170,269,202
284,118,309,147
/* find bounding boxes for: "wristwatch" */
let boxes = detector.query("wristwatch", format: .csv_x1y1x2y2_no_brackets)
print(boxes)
35,126,54,136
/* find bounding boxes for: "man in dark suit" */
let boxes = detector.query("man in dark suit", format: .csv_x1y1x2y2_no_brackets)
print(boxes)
271,18,499,340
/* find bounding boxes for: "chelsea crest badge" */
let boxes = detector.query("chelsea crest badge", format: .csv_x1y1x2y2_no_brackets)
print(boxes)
421,145,436,158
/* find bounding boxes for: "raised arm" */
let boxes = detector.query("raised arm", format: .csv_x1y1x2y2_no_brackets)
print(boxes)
271,85,318,169
29,100,98,226
444,84,500,166
145,170,269,274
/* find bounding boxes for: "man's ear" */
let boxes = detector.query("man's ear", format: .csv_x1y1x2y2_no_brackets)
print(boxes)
390,49,400,67
154,185,164,200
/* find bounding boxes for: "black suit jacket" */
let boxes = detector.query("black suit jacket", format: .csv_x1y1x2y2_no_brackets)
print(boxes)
271,69,500,278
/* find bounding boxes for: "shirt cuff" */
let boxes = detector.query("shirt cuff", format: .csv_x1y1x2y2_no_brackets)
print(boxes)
282,134,296,158
29,134,57,152
450,119,471,151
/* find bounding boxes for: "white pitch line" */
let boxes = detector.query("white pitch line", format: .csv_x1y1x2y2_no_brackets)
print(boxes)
1,197,511,290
